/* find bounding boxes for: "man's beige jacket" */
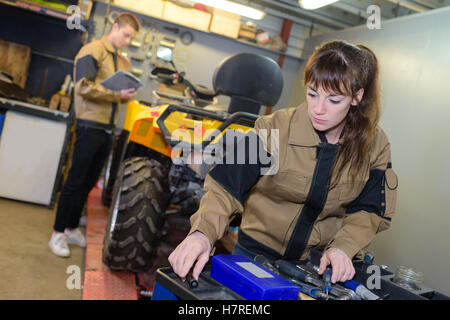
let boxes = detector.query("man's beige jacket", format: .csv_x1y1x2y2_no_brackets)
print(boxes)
73,35,130,126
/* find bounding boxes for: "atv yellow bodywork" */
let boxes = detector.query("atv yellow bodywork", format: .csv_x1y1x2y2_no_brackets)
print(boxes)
122,100,254,159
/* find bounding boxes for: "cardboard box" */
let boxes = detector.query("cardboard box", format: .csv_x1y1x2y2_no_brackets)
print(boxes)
114,0,165,18
49,93,71,112
163,1,211,32
239,24,257,42
78,0,93,19
0,39,31,89
209,8,241,39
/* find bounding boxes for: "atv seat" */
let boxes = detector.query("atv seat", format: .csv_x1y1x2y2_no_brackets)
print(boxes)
212,53,283,115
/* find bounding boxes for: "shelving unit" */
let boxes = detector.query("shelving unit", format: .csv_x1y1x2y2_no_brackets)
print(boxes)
97,0,302,61
0,0,91,32
0,0,70,20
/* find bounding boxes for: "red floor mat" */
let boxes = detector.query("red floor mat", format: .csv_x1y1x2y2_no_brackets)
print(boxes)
82,185,138,300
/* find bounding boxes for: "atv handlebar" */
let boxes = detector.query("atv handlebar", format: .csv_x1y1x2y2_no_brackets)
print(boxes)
156,103,258,149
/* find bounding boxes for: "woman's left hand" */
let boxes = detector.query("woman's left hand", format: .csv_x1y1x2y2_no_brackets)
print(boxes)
318,247,355,283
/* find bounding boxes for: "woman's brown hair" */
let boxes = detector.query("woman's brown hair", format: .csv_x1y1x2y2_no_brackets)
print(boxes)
304,40,381,186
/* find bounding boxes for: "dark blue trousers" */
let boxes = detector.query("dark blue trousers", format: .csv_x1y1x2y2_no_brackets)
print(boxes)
53,124,112,232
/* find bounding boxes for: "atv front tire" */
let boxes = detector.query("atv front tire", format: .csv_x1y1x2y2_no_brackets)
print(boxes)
103,157,169,272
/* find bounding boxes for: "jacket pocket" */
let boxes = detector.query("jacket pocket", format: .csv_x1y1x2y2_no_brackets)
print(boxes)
384,167,398,218
267,171,309,203
338,181,366,202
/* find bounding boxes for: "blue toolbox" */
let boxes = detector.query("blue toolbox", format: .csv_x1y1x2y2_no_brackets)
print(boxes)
210,255,300,300
152,254,300,300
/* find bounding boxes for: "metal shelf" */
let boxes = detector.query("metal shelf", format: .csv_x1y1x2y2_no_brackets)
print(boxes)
0,0,90,32
0,0,70,20
97,0,303,61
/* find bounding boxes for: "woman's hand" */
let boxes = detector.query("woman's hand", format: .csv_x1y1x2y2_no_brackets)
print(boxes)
168,231,212,281
318,247,355,283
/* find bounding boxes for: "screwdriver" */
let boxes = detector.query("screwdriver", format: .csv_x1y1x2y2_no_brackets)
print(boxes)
323,268,332,298
343,280,381,300
289,278,330,300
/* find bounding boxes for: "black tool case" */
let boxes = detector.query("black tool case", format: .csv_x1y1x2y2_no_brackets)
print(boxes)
306,249,449,300
350,261,449,300
154,265,244,300
154,250,450,300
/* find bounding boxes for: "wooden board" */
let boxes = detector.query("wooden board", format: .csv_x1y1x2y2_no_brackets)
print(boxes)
209,8,241,39
114,0,165,18
0,39,31,89
163,1,211,32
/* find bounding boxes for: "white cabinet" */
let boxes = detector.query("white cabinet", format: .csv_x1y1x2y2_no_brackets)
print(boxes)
0,109,69,206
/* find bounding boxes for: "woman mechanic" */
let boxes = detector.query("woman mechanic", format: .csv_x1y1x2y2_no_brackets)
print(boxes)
168,40,398,284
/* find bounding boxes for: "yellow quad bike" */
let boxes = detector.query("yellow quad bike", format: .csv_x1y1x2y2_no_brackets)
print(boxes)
102,53,283,272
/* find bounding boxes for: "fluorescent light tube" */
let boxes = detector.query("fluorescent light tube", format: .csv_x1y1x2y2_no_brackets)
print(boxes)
299,0,339,10
195,0,266,20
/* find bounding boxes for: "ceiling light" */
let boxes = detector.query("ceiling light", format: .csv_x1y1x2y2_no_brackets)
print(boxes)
298,0,339,10
195,0,266,20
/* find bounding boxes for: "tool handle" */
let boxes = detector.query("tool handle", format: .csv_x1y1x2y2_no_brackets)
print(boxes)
343,280,380,300
343,280,360,291
274,260,307,282
323,268,332,291
300,282,322,297
186,272,198,288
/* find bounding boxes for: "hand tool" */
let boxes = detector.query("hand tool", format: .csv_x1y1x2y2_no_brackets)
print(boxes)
297,261,358,300
254,255,280,274
343,280,381,300
256,257,331,300
288,278,330,300
331,283,358,300
186,271,198,289
274,260,323,288
364,252,375,264
163,26,180,34
312,265,358,300
323,267,332,298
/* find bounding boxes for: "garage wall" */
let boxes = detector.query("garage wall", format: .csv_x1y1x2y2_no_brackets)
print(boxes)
289,7,450,294
90,1,305,125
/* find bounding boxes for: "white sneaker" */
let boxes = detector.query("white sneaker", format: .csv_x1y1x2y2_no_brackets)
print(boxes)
64,228,86,247
49,232,70,258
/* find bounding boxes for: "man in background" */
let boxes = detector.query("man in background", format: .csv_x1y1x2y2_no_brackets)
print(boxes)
49,12,140,257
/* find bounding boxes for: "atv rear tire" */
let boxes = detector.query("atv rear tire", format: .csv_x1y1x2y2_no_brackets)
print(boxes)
103,157,169,272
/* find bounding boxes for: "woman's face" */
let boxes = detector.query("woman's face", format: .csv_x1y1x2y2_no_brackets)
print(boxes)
306,83,363,137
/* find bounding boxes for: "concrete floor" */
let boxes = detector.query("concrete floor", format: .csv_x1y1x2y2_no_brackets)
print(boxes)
0,197,84,300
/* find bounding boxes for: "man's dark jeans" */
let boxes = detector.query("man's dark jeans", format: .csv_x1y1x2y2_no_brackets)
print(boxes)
53,124,112,232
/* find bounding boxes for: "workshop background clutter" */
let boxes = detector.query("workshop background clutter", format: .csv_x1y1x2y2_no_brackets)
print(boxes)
0,0,450,302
